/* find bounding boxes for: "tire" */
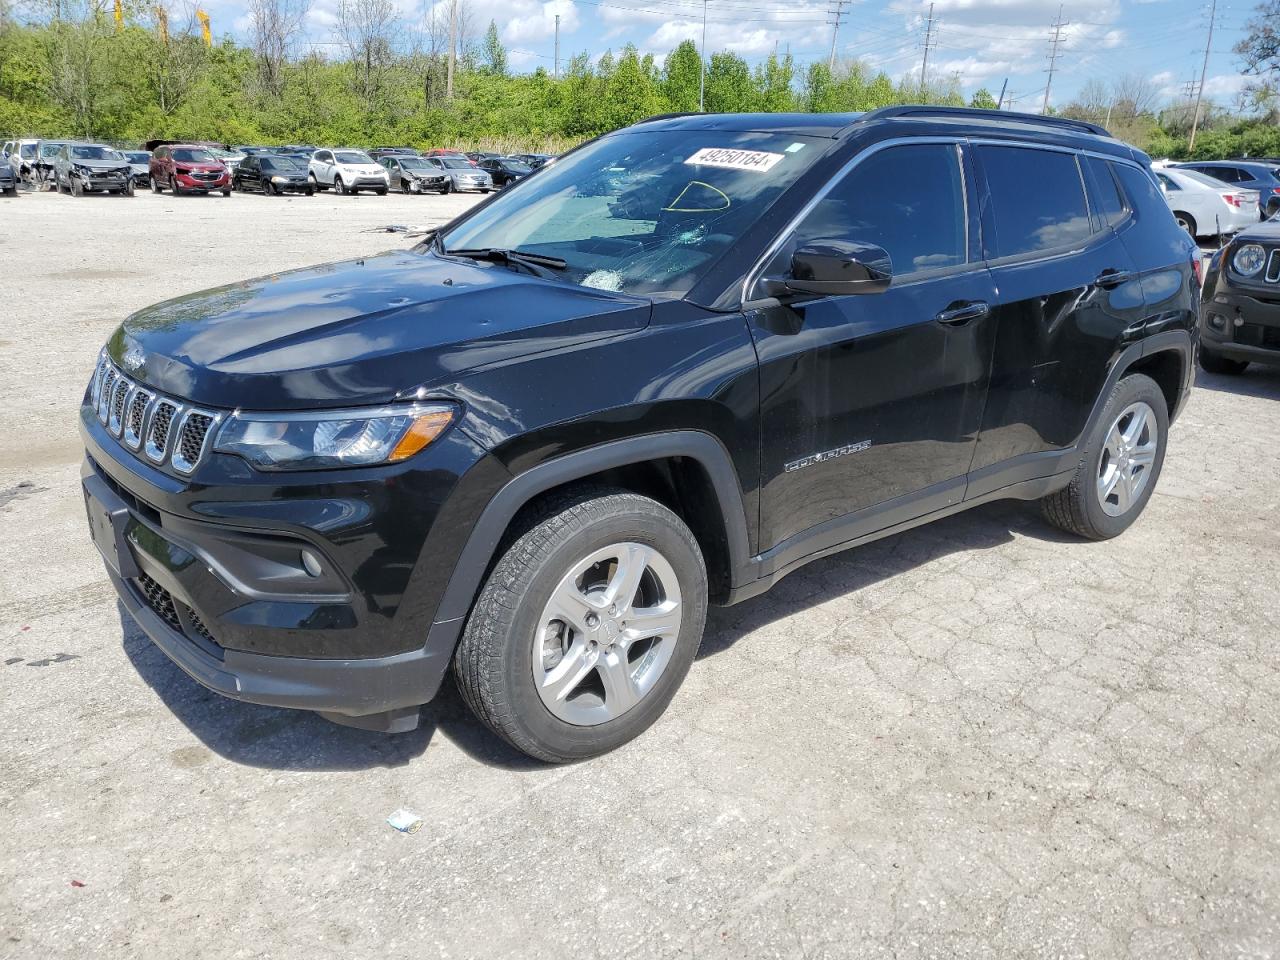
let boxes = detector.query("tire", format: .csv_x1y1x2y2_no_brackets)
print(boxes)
122,180,134,197
335,176,347,195
306,187,314,197
222,188,232,197
1173,211,1196,237
376,187,387,196
441,179,452,194
71,177,82,197
170,175,182,196
1040,373,1168,541
1267,199,1280,220
454,487,708,763
152,176,163,193
1199,347,1249,375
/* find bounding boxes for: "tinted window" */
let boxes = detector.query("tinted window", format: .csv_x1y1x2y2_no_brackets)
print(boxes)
787,143,967,277
173,148,214,162
1113,164,1173,222
1085,156,1129,228
980,146,1091,257
335,151,373,164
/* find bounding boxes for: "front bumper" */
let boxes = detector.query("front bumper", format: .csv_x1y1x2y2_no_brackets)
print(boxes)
80,402,498,722
1201,285,1280,364
176,172,230,190
78,173,130,191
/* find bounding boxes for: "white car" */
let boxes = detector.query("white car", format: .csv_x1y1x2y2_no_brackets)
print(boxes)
4,139,39,182
308,148,389,195
1152,163,1259,239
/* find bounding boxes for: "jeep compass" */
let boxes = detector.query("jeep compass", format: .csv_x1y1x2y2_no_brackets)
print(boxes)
81,107,1199,761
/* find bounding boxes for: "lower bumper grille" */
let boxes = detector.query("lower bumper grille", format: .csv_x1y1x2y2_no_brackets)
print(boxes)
134,571,223,659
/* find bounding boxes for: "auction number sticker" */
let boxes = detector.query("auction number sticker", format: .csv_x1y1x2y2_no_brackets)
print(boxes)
684,147,785,172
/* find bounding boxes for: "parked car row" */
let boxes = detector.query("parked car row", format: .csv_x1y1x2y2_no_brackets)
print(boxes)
1153,158,1280,240
2,137,554,199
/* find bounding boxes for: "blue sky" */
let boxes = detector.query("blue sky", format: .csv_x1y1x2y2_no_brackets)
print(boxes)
198,0,1259,110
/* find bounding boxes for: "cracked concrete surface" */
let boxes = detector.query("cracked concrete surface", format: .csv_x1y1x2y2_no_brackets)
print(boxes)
2,191,1278,959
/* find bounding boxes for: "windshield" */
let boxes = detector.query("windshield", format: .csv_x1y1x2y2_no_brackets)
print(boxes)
263,156,305,171
336,151,374,165
70,145,121,161
441,130,828,297
39,142,66,157
399,158,435,171
21,144,37,158
173,148,215,163
439,158,473,169
124,152,150,163
502,160,533,174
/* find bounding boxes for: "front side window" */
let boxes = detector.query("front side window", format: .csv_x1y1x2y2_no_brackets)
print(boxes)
441,129,830,298
21,143,37,159
772,143,968,282
980,145,1092,258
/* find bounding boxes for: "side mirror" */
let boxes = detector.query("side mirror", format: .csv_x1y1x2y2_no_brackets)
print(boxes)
762,240,893,299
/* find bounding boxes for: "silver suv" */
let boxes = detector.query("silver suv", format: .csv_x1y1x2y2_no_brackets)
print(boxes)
53,143,135,197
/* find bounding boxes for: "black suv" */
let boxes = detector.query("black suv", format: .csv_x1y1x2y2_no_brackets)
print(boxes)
80,107,1198,762
1200,221,1280,372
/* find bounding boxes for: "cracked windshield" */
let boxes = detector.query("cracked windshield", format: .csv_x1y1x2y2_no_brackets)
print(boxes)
440,130,828,297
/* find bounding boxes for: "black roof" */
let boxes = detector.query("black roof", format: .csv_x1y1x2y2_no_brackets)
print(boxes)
633,105,1116,143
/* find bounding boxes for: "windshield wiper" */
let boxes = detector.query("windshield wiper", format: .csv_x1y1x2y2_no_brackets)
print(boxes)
444,247,567,278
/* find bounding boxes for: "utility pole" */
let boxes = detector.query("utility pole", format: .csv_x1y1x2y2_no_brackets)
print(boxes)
996,77,1007,109
446,0,457,99
827,0,847,70
554,13,560,80
698,0,708,111
1189,0,1217,151
1042,5,1066,114
919,3,936,98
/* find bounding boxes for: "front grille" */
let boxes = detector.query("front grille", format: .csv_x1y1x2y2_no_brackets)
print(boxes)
1266,249,1280,284
89,357,221,475
136,571,181,631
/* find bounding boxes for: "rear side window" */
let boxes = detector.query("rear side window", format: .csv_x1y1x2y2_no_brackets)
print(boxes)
786,143,968,278
980,146,1092,258
1084,156,1129,229
1112,163,1174,222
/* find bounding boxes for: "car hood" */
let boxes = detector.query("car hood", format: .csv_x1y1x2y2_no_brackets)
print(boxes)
109,250,651,410
1236,220,1280,242
175,162,225,172
72,159,129,172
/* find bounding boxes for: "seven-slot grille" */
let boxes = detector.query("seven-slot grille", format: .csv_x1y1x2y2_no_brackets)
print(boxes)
89,356,222,475
1265,248,1280,284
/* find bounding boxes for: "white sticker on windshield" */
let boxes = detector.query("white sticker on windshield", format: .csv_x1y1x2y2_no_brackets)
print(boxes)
785,143,806,153
684,147,784,173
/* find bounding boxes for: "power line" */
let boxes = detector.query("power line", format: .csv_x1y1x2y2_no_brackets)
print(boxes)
827,0,847,70
1042,4,1066,114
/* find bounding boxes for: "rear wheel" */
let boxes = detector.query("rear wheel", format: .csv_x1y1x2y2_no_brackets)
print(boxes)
1199,347,1249,375
1173,211,1197,237
1040,373,1168,541
454,488,708,762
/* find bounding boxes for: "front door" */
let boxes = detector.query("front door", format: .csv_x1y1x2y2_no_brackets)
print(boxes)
750,141,998,565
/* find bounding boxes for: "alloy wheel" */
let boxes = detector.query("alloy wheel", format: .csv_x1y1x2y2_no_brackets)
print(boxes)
1096,401,1158,517
533,542,682,726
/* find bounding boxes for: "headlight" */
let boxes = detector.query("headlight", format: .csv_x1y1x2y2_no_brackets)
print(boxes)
1232,243,1267,276
271,175,287,183
213,402,457,471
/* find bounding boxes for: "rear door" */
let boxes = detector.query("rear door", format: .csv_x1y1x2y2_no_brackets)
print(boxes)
969,144,1147,493
749,140,999,557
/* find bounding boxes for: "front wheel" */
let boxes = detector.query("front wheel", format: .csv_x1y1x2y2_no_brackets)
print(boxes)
1199,348,1249,375
335,176,347,195
122,180,134,197
454,488,708,763
1040,373,1168,541
151,176,163,193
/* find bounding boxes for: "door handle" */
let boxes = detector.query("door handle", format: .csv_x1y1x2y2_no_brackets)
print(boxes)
934,300,990,325
1095,269,1134,288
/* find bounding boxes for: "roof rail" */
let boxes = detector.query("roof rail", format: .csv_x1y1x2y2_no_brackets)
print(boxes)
854,105,1111,138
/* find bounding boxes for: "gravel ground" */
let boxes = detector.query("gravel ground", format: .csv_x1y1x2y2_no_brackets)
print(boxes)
2,188,1279,960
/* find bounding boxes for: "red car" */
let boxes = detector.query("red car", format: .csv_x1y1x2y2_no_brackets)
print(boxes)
148,143,231,196
424,148,477,166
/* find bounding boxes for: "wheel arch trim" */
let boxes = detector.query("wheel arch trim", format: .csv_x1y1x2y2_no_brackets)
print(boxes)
422,430,753,658
1088,330,1194,439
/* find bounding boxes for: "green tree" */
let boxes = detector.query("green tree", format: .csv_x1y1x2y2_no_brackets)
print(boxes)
752,52,794,112
969,87,998,109
662,38,701,112
704,51,751,113
481,19,506,76
803,62,838,112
